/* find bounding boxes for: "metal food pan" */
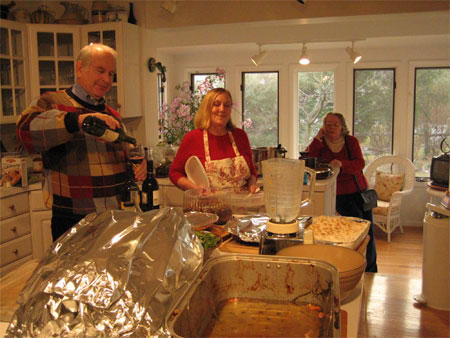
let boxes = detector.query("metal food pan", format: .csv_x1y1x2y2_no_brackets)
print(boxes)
165,254,341,337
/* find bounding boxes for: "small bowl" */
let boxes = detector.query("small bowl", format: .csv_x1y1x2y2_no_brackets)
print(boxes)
184,211,218,231
277,244,366,301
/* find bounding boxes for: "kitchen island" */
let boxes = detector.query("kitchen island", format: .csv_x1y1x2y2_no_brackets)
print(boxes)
0,259,448,337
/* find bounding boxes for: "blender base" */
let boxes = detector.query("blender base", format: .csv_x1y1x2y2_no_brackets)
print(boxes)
259,230,304,255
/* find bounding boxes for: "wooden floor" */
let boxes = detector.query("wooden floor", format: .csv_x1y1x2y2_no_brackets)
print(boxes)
359,225,450,338
374,225,423,278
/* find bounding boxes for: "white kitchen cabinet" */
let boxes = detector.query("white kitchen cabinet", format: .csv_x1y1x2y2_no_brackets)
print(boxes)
0,190,32,276
0,19,30,124
29,189,52,260
80,22,142,117
27,24,80,100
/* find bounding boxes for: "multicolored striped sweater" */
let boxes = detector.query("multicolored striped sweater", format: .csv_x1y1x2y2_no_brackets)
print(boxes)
16,88,127,215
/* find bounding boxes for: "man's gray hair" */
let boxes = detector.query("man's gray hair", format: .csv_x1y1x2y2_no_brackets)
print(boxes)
77,43,118,67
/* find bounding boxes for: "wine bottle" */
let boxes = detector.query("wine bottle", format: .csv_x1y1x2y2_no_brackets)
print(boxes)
82,115,136,145
121,162,141,211
140,147,160,211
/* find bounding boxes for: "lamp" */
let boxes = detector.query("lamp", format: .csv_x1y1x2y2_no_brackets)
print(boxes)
251,44,267,66
298,43,310,65
345,41,362,64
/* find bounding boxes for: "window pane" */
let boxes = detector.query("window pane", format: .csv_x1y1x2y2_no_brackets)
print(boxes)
413,67,450,177
191,73,225,94
353,69,394,164
242,72,278,147
298,71,334,151
57,33,73,57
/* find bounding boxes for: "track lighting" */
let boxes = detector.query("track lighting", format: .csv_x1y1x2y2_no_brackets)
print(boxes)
298,43,310,65
251,44,267,67
345,41,362,64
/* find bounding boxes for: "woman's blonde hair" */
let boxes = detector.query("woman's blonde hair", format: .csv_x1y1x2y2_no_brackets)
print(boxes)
322,112,349,136
194,88,236,130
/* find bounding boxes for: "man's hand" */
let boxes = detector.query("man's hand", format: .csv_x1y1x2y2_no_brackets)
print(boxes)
134,159,147,181
78,113,120,130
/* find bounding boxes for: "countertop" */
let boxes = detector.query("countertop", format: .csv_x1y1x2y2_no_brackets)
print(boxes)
0,182,42,198
1,258,448,337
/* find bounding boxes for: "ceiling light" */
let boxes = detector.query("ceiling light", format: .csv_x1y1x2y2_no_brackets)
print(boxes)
346,41,362,64
298,43,310,65
251,44,267,66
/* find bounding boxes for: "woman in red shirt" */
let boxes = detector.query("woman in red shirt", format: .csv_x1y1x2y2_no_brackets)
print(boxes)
169,88,258,193
307,112,378,272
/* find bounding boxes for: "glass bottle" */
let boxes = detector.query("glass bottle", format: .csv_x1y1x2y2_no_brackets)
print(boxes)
140,147,160,211
121,162,140,211
82,115,136,145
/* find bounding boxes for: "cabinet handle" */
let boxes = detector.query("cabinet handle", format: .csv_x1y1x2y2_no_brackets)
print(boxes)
10,226,17,232
12,248,18,255
9,204,16,211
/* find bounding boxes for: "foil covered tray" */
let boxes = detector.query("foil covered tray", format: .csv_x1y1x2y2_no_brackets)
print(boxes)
225,214,312,243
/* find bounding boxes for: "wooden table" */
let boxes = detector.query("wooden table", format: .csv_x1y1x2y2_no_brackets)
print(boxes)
1,260,449,338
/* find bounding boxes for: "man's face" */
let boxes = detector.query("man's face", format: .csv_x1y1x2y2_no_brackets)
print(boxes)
76,51,116,100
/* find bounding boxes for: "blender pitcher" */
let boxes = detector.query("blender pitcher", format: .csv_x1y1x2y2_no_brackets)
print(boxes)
262,158,316,234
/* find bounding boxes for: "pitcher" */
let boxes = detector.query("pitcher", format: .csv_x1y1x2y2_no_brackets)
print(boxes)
262,158,316,233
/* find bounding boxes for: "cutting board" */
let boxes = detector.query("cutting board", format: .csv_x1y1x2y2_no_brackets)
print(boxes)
219,237,259,254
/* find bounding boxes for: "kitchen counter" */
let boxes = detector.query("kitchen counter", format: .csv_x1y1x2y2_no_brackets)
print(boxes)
0,182,42,198
0,258,448,337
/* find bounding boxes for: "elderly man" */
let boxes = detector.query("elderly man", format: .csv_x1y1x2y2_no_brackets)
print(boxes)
17,44,145,241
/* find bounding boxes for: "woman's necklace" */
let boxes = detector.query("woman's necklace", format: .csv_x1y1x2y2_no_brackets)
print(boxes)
325,136,345,153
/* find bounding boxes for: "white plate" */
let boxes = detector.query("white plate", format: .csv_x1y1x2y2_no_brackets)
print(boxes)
185,156,210,187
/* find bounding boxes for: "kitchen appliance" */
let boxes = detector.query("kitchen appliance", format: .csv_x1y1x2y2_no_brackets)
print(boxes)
430,138,449,188
165,254,341,337
252,144,287,177
259,158,316,254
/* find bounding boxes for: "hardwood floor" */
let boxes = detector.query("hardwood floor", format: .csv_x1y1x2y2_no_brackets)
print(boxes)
373,225,423,278
360,225,450,338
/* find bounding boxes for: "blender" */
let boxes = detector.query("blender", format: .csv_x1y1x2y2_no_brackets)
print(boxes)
259,158,316,255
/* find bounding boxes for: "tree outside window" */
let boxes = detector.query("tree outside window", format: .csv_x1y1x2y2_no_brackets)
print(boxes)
413,67,450,177
298,71,334,151
353,69,395,164
242,72,279,147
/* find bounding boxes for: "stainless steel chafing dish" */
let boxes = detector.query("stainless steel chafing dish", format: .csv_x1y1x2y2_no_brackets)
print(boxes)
165,254,341,337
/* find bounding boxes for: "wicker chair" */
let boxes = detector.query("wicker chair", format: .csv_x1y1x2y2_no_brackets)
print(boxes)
363,156,416,242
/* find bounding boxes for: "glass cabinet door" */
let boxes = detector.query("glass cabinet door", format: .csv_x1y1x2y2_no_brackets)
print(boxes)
84,28,118,110
35,30,75,95
0,22,29,123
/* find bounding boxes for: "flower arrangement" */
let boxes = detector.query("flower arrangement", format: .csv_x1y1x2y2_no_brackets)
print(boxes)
158,68,226,145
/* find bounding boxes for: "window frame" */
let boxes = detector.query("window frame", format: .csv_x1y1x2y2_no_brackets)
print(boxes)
352,67,396,157
241,70,280,146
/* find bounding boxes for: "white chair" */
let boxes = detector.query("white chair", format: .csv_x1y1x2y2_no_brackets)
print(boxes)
364,155,416,243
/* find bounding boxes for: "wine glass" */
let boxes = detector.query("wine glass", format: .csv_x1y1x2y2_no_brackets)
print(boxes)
128,144,144,165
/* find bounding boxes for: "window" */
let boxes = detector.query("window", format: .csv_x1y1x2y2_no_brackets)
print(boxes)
353,69,395,163
190,73,225,94
241,71,279,147
413,67,450,177
298,71,334,151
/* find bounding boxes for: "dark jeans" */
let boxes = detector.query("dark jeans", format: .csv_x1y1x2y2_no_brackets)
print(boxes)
336,193,378,272
51,207,85,242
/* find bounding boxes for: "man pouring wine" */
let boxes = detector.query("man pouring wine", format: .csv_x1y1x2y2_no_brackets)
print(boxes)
17,43,146,241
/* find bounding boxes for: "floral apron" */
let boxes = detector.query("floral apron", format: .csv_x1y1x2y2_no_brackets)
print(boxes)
203,129,250,190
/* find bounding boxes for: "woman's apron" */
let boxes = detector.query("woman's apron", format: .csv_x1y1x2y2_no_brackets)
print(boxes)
203,129,250,190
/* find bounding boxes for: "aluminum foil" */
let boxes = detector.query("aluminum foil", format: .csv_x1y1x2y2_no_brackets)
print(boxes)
7,208,204,338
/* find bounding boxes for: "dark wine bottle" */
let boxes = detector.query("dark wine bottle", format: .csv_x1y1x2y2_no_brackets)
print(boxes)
140,147,160,211
121,162,141,211
127,2,137,25
82,115,136,145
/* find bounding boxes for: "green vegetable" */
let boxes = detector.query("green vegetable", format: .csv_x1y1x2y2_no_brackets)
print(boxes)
194,231,220,250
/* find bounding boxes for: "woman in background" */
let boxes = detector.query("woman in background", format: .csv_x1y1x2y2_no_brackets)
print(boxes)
307,112,378,272
169,88,258,193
